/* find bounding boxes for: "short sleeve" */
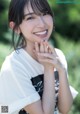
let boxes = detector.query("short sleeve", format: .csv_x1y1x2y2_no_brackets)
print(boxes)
55,48,78,99
0,59,40,114
55,48,67,70
70,86,78,99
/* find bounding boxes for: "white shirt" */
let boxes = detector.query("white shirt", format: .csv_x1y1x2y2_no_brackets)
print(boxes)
0,48,78,114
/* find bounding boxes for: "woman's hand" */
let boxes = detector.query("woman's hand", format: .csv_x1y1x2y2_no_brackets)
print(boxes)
34,41,64,71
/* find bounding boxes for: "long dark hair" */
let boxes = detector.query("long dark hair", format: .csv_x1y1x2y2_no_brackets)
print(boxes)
8,0,54,50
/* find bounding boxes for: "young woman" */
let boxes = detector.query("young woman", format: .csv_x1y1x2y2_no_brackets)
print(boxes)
0,0,74,114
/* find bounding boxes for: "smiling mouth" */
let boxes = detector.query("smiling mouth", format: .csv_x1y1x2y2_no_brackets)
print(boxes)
33,29,48,38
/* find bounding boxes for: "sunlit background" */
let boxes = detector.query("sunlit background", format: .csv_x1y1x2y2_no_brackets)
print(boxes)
0,0,80,113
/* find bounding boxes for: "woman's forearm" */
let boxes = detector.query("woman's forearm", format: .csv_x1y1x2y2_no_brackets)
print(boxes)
58,68,73,114
42,67,55,114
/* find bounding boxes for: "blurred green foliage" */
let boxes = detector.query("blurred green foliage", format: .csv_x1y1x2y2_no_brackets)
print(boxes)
0,0,80,114
0,43,11,68
0,0,10,43
52,3,80,42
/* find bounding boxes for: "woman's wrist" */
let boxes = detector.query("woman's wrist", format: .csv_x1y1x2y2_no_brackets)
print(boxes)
57,65,66,73
57,66,66,75
44,65,54,72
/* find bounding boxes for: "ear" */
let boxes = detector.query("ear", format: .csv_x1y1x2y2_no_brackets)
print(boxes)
9,21,21,34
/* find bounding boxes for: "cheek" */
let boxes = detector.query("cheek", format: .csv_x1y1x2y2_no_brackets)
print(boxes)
49,18,53,28
46,16,53,29
24,22,35,34
20,23,31,34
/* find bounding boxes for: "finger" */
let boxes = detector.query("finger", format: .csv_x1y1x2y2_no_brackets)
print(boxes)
48,44,57,55
48,48,52,54
44,41,49,53
38,53,54,60
39,41,44,53
38,58,58,66
38,58,54,65
44,41,53,54
35,42,39,52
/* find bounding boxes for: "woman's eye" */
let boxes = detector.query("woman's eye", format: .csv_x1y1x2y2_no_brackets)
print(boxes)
26,17,34,20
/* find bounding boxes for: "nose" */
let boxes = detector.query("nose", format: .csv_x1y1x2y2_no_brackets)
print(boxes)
37,16,46,28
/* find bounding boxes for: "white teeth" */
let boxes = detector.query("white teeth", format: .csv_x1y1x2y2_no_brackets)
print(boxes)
35,30,47,35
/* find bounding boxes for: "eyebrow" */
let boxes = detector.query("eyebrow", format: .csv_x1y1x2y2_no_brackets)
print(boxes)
24,12,35,17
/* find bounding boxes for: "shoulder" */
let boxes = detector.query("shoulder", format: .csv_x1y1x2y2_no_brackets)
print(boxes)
1,50,21,70
1,49,27,68
0,49,30,77
55,48,65,58
55,48,67,70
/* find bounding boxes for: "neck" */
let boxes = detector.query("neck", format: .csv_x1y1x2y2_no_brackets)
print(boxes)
24,42,38,61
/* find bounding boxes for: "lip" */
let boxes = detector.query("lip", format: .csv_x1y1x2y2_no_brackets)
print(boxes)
33,29,48,38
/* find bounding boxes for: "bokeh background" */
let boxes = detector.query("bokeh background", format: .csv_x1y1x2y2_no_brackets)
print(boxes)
0,0,80,113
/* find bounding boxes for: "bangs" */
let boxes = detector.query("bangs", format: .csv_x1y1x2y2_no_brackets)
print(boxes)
29,0,53,17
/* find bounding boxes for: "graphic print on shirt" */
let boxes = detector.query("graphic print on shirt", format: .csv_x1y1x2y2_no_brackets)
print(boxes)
31,74,44,99
31,71,59,110
19,71,59,114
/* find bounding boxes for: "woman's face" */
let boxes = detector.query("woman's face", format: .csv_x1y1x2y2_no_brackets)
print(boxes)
19,3,53,44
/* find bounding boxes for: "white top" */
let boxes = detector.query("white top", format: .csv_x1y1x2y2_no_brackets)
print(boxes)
0,48,78,114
